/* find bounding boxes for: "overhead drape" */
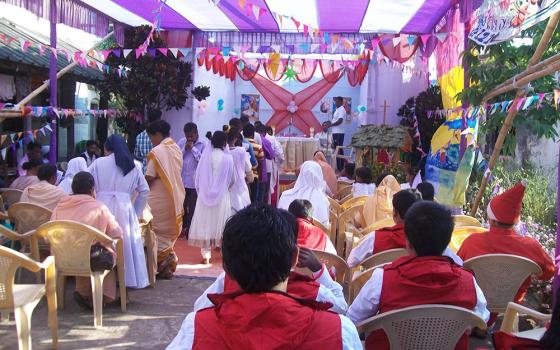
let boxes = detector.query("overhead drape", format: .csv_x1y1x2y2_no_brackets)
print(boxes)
243,69,342,135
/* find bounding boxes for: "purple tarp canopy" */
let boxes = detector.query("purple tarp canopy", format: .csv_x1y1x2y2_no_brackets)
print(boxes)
2,0,465,35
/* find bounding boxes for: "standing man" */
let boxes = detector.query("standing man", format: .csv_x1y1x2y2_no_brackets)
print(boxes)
135,109,162,173
80,140,98,166
176,123,205,237
331,97,346,171
17,142,44,176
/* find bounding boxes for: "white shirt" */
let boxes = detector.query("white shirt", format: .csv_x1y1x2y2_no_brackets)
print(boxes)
167,311,362,350
194,266,347,314
331,106,346,134
347,229,464,268
314,131,333,151
346,267,490,324
352,183,376,197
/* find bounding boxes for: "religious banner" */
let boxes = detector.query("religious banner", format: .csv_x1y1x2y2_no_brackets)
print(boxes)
469,0,560,46
241,94,260,121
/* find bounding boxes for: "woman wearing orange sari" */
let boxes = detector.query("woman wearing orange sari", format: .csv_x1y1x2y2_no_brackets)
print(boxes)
145,120,185,279
313,151,337,196
362,174,401,227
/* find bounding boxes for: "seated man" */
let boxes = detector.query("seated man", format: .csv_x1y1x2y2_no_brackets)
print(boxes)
347,201,490,350
167,204,361,350
352,166,375,197
20,164,67,210
416,181,435,201
9,159,41,190
51,172,122,308
458,181,554,308
288,199,337,255
348,190,421,268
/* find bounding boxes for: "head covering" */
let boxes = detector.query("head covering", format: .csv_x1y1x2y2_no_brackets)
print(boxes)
58,157,87,193
313,151,337,196
487,180,527,225
105,135,135,176
278,161,330,225
362,175,402,227
195,142,234,207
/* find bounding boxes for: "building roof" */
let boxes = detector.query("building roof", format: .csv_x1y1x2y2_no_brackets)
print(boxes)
351,125,412,149
0,18,103,82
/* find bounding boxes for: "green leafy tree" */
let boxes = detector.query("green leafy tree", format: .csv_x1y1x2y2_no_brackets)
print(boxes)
458,21,560,155
98,25,193,138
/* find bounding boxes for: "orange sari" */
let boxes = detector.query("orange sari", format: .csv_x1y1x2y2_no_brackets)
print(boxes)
313,151,337,196
362,175,401,227
146,138,185,276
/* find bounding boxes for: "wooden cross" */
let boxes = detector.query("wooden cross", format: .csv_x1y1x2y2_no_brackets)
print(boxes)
380,100,391,125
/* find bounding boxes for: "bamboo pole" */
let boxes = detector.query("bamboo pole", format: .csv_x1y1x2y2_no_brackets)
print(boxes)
470,12,560,216
483,52,560,102
17,31,114,107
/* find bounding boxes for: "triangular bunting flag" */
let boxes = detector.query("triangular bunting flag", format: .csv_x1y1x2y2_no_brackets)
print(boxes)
147,48,156,57
178,48,192,57
123,49,133,58
554,89,560,109
1,148,6,161
516,98,526,111
112,49,122,57
135,48,144,59
276,13,283,27
169,48,178,58
522,95,536,110
271,45,280,53
238,0,246,9
436,33,448,43
252,4,261,20
291,17,301,31
310,44,320,53
392,36,402,47
407,35,416,46
158,48,168,56
420,34,431,46
371,37,380,50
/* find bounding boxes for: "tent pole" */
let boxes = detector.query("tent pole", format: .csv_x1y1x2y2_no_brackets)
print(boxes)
470,12,560,216
48,0,57,165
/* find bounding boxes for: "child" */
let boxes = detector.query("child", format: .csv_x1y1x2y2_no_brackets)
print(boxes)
167,204,361,349
338,163,355,184
352,166,376,197
288,199,337,255
347,201,490,350
416,181,435,201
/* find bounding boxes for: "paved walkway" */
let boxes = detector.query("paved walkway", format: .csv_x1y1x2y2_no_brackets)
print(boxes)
0,277,213,350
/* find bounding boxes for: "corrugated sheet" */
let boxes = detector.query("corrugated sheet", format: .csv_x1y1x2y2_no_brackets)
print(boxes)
0,18,103,81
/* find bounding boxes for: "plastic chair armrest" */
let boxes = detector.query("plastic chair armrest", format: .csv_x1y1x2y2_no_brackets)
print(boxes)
500,302,552,332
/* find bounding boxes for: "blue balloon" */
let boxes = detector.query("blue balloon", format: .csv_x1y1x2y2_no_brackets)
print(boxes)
217,99,224,105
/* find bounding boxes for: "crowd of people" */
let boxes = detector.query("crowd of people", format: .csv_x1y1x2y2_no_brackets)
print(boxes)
5,112,558,349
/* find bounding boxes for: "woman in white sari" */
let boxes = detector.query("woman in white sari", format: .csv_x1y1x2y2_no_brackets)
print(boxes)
58,157,87,193
278,161,330,225
88,135,150,289
227,128,252,213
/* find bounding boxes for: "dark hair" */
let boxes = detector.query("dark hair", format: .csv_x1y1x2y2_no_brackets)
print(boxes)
147,109,162,123
393,189,422,219
344,163,356,178
22,159,43,170
211,131,227,149
540,287,560,349
243,123,255,138
229,117,241,128
105,135,135,176
26,141,41,152
255,123,268,134
222,204,297,293
146,120,171,138
288,199,312,219
375,173,389,187
355,166,372,184
205,131,212,141
417,182,435,201
85,140,98,148
254,121,263,127
404,201,454,256
240,115,250,126
37,164,57,181
266,126,273,135
227,127,241,144
407,167,417,176
334,96,343,104
71,171,95,195
183,122,198,134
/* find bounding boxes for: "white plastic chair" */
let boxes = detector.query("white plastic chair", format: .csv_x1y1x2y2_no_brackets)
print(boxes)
464,254,542,313
0,188,23,208
0,246,57,350
294,249,351,297
358,248,409,271
31,220,127,327
348,266,376,304
140,219,156,287
8,203,52,239
356,304,487,350
501,302,551,337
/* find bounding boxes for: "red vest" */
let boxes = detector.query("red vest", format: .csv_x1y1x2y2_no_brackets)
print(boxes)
224,272,321,301
366,256,477,350
493,331,544,350
373,224,406,255
193,292,342,350
297,218,328,251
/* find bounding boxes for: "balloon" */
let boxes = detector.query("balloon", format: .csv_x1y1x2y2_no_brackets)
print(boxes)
359,105,367,112
217,99,224,105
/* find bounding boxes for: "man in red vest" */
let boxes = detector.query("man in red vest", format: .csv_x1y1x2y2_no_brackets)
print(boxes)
347,189,464,268
347,201,490,350
457,181,555,321
167,204,362,350
288,199,337,254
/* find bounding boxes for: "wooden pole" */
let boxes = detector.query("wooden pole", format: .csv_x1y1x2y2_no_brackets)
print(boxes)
17,32,114,107
470,12,560,216
48,0,57,165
